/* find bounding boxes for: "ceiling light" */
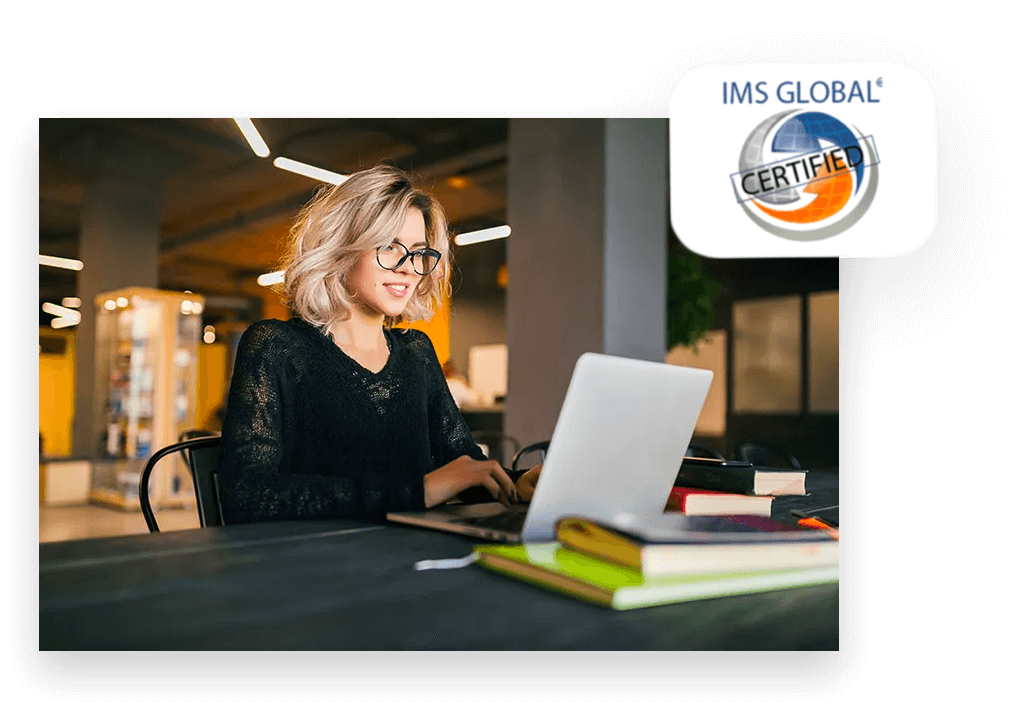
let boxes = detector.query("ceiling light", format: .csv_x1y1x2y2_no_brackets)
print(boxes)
179,297,203,315
40,254,83,271
61,297,81,308
104,300,117,311
203,331,216,344
233,118,271,158
116,297,129,308
257,271,285,287
273,157,348,185
42,302,80,319
51,316,79,329
454,225,511,246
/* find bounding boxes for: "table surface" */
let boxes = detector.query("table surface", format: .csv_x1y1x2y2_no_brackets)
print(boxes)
39,473,839,650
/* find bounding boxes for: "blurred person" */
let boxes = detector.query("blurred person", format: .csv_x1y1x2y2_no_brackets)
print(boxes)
218,165,540,523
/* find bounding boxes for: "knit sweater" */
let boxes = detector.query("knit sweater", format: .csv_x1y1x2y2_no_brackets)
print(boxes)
217,317,506,523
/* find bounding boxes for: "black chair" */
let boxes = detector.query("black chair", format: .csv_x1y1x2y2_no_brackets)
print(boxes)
512,440,550,471
140,435,224,532
734,440,803,470
470,431,521,467
685,444,724,460
177,428,217,467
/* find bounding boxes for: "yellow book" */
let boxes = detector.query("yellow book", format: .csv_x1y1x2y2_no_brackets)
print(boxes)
554,515,838,578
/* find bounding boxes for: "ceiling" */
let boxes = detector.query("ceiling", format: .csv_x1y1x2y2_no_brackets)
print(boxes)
38,118,511,323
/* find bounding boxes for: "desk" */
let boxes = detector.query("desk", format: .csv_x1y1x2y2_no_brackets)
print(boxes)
40,474,838,650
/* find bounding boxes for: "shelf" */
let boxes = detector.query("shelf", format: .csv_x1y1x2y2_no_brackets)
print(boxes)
93,287,203,509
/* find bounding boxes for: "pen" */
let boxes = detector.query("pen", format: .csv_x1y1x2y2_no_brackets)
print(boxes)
789,509,839,539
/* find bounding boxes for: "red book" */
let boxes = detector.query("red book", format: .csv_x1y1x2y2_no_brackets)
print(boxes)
665,486,773,517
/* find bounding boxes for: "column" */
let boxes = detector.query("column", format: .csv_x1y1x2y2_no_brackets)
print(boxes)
66,129,182,457
505,119,668,449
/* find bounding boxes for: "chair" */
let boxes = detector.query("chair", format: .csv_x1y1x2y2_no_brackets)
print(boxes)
511,440,550,471
685,444,724,460
140,435,223,532
177,428,217,467
734,440,803,470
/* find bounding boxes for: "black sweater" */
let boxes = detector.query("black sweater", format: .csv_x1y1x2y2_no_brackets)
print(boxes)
217,317,503,523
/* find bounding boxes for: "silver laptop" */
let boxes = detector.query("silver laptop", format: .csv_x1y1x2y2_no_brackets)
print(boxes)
387,352,713,543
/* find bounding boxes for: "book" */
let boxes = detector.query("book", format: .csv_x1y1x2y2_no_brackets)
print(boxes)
474,541,838,610
554,515,838,577
676,457,807,496
665,486,773,516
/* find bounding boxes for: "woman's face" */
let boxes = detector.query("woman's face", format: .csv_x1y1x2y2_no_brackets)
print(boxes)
349,207,428,320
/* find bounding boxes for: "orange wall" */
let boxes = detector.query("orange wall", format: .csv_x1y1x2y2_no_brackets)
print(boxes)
401,292,451,365
197,342,228,431
39,330,75,457
260,289,290,321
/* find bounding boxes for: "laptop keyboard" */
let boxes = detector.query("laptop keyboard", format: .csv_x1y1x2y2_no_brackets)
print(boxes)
461,505,529,533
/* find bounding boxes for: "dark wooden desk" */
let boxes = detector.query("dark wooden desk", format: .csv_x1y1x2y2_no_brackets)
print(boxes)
40,476,838,650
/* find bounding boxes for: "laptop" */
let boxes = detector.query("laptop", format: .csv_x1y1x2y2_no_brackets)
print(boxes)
387,352,714,543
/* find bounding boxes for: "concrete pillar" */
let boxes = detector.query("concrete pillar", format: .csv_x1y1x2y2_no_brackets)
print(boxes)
65,129,183,457
505,119,668,450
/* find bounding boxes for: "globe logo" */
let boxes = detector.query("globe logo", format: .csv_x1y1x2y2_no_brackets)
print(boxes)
732,110,880,240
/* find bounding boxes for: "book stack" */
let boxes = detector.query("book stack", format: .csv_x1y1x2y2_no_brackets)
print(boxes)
475,513,838,610
664,458,808,516
677,456,809,493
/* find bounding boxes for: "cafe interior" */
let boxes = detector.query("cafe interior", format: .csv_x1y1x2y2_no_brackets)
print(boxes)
38,117,839,542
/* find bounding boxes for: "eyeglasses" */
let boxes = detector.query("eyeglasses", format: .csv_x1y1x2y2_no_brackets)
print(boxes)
376,242,442,275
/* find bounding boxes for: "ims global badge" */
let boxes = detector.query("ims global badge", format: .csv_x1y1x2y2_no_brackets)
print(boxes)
731,108,880,241
670,62,936,257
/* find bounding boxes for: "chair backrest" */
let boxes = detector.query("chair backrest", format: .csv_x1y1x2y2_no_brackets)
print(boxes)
512,440,549,471
734,440,803,470
469,431,521,467
177,428,217,468
140,435,223,533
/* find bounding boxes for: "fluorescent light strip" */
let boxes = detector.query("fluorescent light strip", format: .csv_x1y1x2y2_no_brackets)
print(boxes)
61,297,81,308
51,316,79,329
257,270,285,287
273,157,348,185
40,254,83,271
47,307,81,326
454,225,511,246
233,118,271,158
42,302,80,320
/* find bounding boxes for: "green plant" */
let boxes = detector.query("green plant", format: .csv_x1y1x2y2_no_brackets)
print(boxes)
667,248,722,351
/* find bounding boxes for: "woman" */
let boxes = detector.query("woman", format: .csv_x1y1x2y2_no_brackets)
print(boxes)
218,165,540,524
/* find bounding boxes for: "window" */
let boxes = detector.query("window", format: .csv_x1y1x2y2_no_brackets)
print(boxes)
808,291,839,412
666,329,727,436
732,295,802,414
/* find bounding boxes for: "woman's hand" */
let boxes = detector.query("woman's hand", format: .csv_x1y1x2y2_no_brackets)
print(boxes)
515,464,543,503
424,455,519,508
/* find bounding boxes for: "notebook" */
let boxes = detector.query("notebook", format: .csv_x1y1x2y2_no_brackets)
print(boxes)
386,352,713,543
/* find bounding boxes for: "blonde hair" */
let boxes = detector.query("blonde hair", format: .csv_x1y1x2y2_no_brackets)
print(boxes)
277,164,451,331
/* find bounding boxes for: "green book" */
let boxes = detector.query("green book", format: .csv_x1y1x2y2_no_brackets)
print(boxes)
475,542,838,610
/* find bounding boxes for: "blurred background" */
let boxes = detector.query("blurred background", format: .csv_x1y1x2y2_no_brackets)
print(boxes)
38,118,837,540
